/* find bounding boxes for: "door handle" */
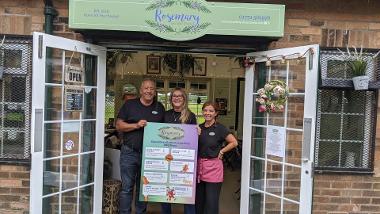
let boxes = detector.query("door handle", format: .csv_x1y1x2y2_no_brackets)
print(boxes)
302,118,312,162
34,109,43,153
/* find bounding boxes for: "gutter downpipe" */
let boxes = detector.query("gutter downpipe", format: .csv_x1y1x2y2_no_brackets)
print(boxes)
42,2,57,213
44,0,58,35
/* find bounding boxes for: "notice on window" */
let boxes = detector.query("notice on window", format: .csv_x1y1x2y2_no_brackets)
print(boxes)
265,125,286,158
65,65,84,84
64,86,83,111
140,122,198,204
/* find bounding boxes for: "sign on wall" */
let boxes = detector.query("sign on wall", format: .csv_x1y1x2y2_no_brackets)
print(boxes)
69,0,285,41
139,122,198,204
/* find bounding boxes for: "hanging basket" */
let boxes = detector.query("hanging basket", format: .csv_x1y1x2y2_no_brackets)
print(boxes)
352,76,369,90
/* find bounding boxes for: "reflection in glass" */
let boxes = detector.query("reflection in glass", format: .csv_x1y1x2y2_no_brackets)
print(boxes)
249,189,263,214
287,96,304,129
62,190,78,213
45,86,62,121
268,60,287,83
251,127,265,158
284,166,301,202
79,185,94,214
84,54,97,86
264,195,281,213
62,156,79,190
249,158,265,191
286,130,303,166
80,153,95,185
283,200,299,213
45,47,63,84
288,58,306,93
265,161,282,197
252,95,266,126
43,159,60,195
62,122,80,156
83,87,96,119
44,123,61,158
268,111,285,127
43,194,59,214
82,121,96,152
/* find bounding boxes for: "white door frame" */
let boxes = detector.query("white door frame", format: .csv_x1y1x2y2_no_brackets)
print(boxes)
30,32,106,214
240,45,319,214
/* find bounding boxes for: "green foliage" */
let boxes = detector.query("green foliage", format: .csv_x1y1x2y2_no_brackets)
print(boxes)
162,54,200,79
181,1,211,13
348,60,367,76
145,20,176,33
337,46,380,77
106,51,133,68
146,0,176,10
181,23,211,33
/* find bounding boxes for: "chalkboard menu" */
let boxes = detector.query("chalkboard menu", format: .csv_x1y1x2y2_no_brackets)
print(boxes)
64,86,84,111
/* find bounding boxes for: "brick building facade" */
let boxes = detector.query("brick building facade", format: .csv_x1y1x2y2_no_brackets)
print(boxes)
1,0,380,213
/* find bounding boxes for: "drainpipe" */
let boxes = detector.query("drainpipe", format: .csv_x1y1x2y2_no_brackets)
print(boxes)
44,0,58,34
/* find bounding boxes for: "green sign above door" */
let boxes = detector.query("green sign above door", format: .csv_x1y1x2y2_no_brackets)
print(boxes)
69,0,285,41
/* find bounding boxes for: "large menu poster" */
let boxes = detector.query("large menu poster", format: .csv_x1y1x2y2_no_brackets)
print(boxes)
139,122,198,204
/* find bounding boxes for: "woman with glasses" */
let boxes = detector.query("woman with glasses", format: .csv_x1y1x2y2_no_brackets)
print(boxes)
161,87,197,214
196,101,238,214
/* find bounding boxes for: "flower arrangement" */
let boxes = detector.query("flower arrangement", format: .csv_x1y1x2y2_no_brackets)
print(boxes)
256,80,288,113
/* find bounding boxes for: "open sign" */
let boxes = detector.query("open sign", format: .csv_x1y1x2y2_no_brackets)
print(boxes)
65,65,84,84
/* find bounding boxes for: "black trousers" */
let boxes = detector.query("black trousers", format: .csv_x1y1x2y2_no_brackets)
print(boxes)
195,181,222,214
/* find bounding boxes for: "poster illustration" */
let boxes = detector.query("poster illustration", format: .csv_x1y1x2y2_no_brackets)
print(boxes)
139,122,198,204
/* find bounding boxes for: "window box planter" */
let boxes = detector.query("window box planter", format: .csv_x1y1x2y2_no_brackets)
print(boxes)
319,48,380,90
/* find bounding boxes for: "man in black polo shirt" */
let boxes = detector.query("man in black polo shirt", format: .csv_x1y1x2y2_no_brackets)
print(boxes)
116,79,165,214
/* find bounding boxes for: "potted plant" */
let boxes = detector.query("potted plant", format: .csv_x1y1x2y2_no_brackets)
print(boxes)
337,46,379,90
162,54,200,79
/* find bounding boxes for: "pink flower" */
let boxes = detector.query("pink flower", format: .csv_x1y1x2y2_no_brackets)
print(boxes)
258,105,267,112
255,98,265,104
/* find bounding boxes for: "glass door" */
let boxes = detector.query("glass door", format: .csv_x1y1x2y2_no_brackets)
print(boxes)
30,32,106,214
240,45,319,214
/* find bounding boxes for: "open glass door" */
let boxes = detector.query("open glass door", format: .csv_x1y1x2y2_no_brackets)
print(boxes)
30,32,106,214
240,45,319,214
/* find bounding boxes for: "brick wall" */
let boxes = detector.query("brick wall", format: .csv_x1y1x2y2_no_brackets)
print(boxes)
0,165,30,214
274,1,380,213
1,0,380,213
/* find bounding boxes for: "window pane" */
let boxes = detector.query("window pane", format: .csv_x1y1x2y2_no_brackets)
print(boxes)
4,49,22,69
315,89,375,171
156,80,164,89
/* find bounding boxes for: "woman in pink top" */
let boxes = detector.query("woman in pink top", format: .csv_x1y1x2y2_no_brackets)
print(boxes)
196,101,238,214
